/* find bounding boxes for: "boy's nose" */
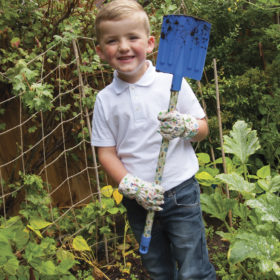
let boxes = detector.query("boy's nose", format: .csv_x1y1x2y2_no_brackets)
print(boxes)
119,39,129,52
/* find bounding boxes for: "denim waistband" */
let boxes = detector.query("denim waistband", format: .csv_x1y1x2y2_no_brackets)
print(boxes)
164,176,196,198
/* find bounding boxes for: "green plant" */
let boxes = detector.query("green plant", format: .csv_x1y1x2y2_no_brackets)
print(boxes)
0,208,77,279
198,121,280,278
0,173,132,279
180,0,280,170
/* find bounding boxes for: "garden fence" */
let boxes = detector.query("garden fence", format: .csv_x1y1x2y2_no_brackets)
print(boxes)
0,38,113,262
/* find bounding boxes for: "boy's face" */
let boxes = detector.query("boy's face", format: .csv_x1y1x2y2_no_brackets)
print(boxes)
96,15,155,83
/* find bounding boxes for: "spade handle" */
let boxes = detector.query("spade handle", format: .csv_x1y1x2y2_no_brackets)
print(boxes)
139,90,179,254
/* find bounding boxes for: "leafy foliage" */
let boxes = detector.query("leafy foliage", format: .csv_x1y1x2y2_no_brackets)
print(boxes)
198,121,280,278
183,0,280,170
223,121,260,165
0,173,129,279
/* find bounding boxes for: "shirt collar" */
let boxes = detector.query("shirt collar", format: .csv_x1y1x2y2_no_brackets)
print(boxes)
111,60,155,95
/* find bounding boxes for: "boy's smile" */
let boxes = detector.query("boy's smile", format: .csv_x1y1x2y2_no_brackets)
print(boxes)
96,15,155,83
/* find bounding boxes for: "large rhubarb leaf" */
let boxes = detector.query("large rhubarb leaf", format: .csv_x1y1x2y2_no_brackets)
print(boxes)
200,191,236,222
228,232,280,275
246,193,280,227
217,172,256,198
223,120,260,164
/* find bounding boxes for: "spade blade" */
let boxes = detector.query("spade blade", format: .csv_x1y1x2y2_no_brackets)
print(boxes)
156,15,211,91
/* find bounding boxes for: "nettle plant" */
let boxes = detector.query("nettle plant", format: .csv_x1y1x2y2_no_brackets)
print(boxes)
196,121,280,279
0,174,77,279
0,173,126,279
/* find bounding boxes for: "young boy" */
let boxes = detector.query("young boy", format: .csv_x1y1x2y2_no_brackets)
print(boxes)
91,0,216,279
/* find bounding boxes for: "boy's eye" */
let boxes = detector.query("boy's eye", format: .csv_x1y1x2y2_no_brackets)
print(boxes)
106,39,117,44
129,36,138,40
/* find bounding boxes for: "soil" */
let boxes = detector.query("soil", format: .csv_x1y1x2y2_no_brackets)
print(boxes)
103,255,151,280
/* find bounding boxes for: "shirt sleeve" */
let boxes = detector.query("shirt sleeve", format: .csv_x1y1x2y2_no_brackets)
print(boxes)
178,79,205,119
91,96,116,147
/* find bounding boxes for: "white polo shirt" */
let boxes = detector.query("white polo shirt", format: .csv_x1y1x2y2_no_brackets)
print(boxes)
91,61,205,191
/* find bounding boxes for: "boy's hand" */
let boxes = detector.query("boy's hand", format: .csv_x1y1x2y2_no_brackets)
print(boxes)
119,173,164,211
158,111,199,140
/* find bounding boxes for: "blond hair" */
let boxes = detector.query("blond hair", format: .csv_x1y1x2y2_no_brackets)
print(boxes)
95,0,150,42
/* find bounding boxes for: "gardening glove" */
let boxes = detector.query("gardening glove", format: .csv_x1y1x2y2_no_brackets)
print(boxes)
119,173,164,211
157,110,199,141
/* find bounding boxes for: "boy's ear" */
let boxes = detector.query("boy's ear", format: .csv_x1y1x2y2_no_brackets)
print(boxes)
96,45,106,60
147,36,155,54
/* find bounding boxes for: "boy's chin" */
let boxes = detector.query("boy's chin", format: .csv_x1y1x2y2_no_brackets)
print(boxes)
117,61,148,78
117,69,138,76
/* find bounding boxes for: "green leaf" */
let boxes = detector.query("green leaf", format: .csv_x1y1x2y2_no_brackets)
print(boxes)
215,157,236,174
57,259,76,274
247,174,259,180
16,265,30,279
257,174,280,193
257,165,271,178
257,179,270,192
213,156,232,167
217,173,256,198
0,239,13,258
200,191,236,222
223,120,260,164
22,174,44,189
246,193,280,226
0,216,29,250
72,236,91,252
1,215,21,228
13,229,29,249
196,153,211,165
269,175,280,193
28,126,38,133
25,239,56,263
195,171,216,187
232,202,250,221
107,207,119,215
101,198,115,209
215,230,234,243
29,217,52,230
99,225,111,235
3,256,19,275
0,255,7,266
56,248,75,262
228,232,280,274
34,260,56,275
27,225,43,238
259,260,278,275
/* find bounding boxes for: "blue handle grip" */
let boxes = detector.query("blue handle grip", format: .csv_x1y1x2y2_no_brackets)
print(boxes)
139,234,151,254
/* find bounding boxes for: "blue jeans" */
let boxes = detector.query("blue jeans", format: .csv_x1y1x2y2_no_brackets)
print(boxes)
122,177,216,280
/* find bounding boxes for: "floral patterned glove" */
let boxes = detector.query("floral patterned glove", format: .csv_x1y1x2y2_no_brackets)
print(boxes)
119,173,164,211
158,111,199,141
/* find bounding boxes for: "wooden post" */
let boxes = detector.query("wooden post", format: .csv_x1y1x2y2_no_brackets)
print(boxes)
72,39,109,263
197,81,216,167
213,58,232,227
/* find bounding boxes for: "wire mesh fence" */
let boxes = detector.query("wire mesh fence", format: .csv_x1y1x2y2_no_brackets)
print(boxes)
0,38,123,267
